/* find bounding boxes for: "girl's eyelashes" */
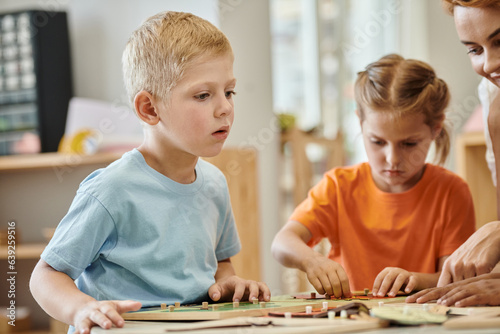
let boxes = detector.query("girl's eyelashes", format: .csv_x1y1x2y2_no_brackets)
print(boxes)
370,139,418,147
370,139,384,146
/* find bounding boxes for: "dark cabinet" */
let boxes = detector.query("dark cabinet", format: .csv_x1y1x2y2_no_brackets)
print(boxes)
0,10,72,155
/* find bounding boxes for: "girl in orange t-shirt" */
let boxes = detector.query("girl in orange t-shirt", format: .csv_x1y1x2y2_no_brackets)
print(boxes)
271,54,476,298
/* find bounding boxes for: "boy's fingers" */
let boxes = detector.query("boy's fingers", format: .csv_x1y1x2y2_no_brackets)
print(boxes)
75,320,91,334
208,283,222,301
232,280,246,302
258,282,271,301
89,309,112,329
100,305,125,328
116,300,142,314
246,281,260,301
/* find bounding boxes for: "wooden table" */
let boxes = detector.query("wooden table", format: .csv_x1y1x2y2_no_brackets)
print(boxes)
90,318,500,334
90,295,500,334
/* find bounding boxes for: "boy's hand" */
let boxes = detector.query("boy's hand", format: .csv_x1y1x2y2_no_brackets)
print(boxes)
303,256,351,298
73,300,141,334
372,267,416,297
209,276,271,303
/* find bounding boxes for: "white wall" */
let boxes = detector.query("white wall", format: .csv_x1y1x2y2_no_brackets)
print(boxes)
426,0,482,134
218,0,281,294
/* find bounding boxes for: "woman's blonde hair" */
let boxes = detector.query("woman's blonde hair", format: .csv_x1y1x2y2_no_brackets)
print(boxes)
442,0,500,15
122,11,232,105
354,54,450,165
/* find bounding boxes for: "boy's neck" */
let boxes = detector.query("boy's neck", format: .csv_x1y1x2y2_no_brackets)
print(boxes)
137,144,198,184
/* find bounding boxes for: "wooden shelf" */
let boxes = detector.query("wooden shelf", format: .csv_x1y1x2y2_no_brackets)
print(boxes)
0,152,123,173
455,131,497,229
0,243,46,260
456,131,487,147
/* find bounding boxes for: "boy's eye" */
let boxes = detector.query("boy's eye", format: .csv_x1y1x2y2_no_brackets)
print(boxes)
195,93,210,100
225,90,236,98
403,142,417,147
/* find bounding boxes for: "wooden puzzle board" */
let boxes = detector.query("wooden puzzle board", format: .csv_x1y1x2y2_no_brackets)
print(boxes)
122,293,408,321
122,300,322,321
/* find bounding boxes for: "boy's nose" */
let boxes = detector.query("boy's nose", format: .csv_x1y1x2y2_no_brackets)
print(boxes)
215,95,233,118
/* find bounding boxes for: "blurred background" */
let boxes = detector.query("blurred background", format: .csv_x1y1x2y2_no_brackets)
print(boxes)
0,1,491,332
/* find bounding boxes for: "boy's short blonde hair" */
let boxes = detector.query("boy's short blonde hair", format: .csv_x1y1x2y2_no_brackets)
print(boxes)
122,11,232,105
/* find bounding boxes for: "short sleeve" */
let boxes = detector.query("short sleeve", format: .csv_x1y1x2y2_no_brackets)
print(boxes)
214,178,241,261
290,174,339,247
41,192,117,280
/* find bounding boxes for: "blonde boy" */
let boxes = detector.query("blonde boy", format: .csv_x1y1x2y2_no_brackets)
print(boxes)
30,12,270,334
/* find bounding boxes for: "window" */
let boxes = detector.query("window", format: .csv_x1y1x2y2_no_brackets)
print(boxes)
270,0,401,164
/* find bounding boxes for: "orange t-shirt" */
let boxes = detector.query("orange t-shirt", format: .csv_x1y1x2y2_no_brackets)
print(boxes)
290,162,476,291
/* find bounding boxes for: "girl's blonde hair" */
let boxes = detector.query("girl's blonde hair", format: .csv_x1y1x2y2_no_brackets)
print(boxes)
354,54,450,165
122,11,233,105
442,0,500,15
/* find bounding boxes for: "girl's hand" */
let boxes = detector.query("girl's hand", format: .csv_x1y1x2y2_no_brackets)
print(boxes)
73,300,141,334
372,267,416,297
208,276,270,303
303,256,351,298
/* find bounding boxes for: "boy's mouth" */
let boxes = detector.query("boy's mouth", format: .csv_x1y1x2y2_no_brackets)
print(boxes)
212,126,230,139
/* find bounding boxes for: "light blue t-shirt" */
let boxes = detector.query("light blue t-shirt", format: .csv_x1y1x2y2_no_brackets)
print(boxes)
42,149,241,308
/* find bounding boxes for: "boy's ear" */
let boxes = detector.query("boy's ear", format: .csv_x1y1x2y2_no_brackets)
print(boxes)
134,91,160,125
355,109,363,126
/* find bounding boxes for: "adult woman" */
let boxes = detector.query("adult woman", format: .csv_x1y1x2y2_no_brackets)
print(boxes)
407,0,500,307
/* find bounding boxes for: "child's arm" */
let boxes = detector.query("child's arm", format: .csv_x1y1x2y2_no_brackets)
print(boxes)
30,259,141,334
208,258,270,303
271,220,351,298
371,256,449,297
